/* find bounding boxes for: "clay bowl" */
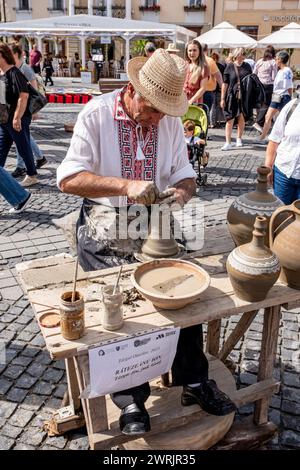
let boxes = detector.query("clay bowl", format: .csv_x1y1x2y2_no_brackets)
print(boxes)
131,259,210,310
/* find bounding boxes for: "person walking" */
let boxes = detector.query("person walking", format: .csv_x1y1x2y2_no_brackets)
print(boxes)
255,50,293,145
220,48,252,150
209,52,225,128
202,44,223,114
264,98,300,204
0,42,38,187
184,40,209,106
0,166,32,213
42,55,54,86
29,44,42,74
253,46,277,133
10,43,47,178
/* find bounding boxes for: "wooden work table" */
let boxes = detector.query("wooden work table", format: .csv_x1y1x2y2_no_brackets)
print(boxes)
16,228,300,450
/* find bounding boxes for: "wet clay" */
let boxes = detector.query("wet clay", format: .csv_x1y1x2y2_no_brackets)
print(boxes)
138,266,202,297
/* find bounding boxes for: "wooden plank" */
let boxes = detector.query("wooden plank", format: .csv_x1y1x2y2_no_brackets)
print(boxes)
65,358,81,412
219,310,258,361
254,305,281,425
206,319,221,356
231,378,280,407
211,417,277,450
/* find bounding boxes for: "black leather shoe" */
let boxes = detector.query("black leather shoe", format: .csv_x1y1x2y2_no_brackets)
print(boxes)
36,157,47,169
181,379,237,416
119,403,151,436
11,167,26,178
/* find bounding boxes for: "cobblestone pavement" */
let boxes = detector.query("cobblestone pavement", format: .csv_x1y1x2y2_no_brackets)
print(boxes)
0,103,299,450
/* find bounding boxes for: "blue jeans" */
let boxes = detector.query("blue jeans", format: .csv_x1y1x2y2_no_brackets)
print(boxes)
16,135,43,169
273,165,300,205
0,166,30,208
0,116,37,176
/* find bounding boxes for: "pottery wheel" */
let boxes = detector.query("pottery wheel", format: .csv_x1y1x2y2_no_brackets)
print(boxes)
134,243,186,262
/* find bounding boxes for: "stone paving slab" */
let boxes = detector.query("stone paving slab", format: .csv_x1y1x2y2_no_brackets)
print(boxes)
0,105,299,450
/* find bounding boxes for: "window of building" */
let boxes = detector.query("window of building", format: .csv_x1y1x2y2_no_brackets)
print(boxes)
18,0,30,10
189,0,204,5
145,1,159,6
271,26,281,33
53,0,63,9
237,25,258,40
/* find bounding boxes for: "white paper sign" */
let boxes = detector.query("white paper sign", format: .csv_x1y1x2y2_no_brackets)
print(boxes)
80,71,92,84
86,328,180,398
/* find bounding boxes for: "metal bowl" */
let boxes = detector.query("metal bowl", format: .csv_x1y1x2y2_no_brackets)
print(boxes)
131,259,210,310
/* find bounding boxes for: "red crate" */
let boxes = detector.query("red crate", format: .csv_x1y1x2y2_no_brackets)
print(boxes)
65,94,73,103
81,95,90,104
48,94,56,103
56,94,64,103
73,94,81,103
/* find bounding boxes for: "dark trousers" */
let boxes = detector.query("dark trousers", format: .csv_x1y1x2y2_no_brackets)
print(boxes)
77,200,209,411
0,116,37,176
45,73,53,86
256,84,273,127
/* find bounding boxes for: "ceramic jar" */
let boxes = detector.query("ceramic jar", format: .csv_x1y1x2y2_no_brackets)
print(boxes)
60,291,85,340
227,166,282,247
269,199,300,290
226,216,280,302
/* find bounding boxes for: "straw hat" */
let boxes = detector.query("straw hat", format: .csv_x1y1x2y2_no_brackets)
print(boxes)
127,48,188,117
166,43,180,53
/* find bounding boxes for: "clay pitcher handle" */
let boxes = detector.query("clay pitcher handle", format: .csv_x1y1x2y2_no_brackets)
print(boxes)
269,204,295,248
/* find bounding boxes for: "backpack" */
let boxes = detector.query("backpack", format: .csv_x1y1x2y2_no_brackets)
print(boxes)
35,74,46,97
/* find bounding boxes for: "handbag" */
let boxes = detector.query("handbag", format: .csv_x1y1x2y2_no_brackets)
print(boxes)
27,82,48,114
271,93,282,104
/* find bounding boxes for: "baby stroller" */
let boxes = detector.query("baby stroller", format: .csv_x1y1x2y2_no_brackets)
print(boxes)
182,104,209,186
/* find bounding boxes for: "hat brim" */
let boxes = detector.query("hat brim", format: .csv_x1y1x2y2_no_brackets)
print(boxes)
127,56,188,117
167,48,180,53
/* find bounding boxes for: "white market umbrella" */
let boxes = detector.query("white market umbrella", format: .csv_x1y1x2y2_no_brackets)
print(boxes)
257,22,300,48
195,21,257,49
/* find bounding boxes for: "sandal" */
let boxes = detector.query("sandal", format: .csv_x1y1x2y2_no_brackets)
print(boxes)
119,403,151,436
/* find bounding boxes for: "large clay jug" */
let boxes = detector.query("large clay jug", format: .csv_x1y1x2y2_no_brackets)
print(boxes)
269,199,300,290
227,166,282,247
226,216,280,302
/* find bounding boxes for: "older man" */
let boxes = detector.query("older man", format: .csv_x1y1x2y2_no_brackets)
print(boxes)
57,49,236,436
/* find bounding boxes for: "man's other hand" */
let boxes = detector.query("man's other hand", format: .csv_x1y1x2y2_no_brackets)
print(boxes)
126,180,159,205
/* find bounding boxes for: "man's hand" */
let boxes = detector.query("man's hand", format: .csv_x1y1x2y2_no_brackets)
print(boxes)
13,117,22,132
156,187,185,208
126,180,159,205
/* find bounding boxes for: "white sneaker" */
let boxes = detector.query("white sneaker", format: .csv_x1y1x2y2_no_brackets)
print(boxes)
20,175,38,187
236,138,243,147
9,193,32,214
253,123,263,133
221,143,232,151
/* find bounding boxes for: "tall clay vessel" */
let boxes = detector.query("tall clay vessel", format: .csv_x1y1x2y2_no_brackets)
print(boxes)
227,166,282,247
269,199,300,290
226,216,280,302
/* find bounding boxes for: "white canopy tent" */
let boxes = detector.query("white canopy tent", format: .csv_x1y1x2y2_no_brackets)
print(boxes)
257,22,300,48
195,21,257,49
0,14,196,67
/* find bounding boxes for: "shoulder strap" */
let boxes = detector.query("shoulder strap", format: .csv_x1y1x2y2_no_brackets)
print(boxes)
286,98,300,124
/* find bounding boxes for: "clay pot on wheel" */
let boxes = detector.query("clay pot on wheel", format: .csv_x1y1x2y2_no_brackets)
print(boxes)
227,166,282,247
269,199,300,290
227,216,280,301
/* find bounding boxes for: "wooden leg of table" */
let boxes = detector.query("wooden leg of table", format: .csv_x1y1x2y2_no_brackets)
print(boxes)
219,310,258,362
73,355,109,436
254,305,281,425
206,319,221,356
65,358,81,412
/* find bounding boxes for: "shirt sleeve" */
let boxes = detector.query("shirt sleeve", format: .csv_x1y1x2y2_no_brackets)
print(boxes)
268,98,297,143
11,68,29,95
223,64,231,85
57,105,101,188
169,118,197,186
282,68,293,91
21,64,36,82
